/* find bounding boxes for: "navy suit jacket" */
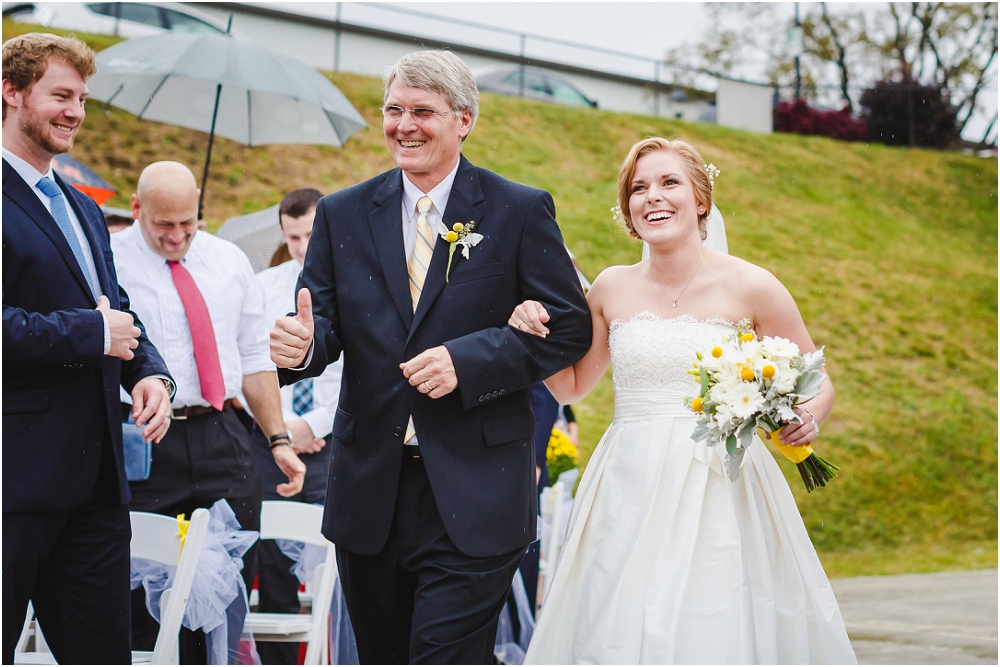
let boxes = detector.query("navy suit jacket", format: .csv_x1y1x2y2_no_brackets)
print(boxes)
280,156,592,558
2,159,171,513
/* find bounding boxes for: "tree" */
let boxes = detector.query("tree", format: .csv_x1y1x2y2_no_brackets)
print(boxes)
860,80,961,148
669,3,997,142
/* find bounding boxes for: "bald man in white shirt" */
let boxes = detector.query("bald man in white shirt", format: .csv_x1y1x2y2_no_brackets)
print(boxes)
112,161,305,662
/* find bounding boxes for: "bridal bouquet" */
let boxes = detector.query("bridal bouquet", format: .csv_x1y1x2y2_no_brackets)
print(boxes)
685,319,840,492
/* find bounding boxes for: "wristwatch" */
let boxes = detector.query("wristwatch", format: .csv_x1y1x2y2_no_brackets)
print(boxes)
268,432,293,448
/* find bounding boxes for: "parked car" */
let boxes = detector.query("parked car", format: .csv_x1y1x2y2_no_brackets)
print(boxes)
475,66,598,108
2,2,229,37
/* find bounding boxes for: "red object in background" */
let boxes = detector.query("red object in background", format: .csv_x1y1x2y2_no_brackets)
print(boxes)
775,99,868,142
51,153,118,205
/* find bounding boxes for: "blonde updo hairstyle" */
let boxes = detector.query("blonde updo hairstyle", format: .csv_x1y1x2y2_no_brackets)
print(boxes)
616,137,713,241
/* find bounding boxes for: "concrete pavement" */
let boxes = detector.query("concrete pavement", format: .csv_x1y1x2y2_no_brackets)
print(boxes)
832,569,998,664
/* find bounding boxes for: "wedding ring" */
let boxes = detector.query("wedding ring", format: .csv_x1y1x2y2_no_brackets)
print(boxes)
424,381,434,392
517,321,525,330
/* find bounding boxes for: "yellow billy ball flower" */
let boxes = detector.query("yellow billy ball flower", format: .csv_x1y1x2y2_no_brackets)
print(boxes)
452,222,465,233
711,346,723,358
740,333,754,343
691,396,704,412
741,367,755,381
445,231,459,243
762,364,776,379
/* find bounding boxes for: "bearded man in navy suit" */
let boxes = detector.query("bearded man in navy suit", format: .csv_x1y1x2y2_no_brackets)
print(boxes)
270,50,591,664
2,33,173,664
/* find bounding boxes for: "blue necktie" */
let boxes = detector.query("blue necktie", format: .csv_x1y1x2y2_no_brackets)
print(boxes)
36,176,98,299
292,378,314,416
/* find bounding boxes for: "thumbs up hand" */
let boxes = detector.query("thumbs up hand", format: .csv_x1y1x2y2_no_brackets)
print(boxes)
270,288,315,368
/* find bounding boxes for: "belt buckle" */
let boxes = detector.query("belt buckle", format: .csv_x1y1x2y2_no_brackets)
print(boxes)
170,409,187,421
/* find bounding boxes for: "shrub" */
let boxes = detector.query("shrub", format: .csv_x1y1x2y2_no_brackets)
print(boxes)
775,99,869,142
859,80,960,149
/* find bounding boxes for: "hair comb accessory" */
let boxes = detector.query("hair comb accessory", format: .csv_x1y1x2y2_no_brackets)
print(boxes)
705,163,721,190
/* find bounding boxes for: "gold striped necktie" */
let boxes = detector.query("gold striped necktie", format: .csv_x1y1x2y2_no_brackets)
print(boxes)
408,196,434,310
404,196,434,442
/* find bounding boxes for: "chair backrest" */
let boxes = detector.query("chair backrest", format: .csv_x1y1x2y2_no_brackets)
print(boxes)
130,508,211,665
258,501,327,545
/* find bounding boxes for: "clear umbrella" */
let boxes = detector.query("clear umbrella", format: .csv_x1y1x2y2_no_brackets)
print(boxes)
88,31,367,217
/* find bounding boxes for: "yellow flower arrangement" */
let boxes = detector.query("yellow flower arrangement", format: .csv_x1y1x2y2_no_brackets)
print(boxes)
546,428,578,482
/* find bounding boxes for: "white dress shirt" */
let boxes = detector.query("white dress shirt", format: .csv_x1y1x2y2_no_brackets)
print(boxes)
255,258,343,439
3,148,110,352
112,224,274,408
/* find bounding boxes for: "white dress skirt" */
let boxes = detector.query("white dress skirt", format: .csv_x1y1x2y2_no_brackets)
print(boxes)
524,314,856,664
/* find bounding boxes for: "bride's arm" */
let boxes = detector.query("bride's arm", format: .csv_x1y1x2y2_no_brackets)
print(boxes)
510,279,611,405
751,269,835,447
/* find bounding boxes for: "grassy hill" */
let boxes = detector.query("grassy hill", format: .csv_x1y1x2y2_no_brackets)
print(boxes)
5,22,997,577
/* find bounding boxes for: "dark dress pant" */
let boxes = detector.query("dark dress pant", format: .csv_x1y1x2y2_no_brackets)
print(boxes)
128,407,262,664
249,426,333,665
336,451,526,665
3,445,132,665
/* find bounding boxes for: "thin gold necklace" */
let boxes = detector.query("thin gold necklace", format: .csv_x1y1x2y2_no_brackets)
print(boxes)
650,252,704,308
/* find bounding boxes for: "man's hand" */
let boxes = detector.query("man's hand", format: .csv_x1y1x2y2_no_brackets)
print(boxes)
401,345,458,399
130,376,172,443
270,288,314,369
287,417,325,454
271,445,306,497
97,295,141,360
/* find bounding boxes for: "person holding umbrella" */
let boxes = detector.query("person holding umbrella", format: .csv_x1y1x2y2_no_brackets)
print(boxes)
112,161,305,662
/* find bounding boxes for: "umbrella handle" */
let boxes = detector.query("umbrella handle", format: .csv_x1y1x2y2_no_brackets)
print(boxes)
198,82,223,221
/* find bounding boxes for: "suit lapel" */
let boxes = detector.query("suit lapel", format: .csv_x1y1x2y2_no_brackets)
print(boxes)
408,156,485,342
2,160,97,304
368,170,413,330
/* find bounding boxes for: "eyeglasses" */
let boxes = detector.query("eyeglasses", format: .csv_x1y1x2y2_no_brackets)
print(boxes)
380,105,455,122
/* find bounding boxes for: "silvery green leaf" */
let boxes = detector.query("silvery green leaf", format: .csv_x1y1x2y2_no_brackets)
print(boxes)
737,420,756,449
776,402,797,423
465,233,484,246
803,346,825,372
727,448,745,481
726,434,738,458
460,243,471,259
699,365,709,396
793,371,825,398
437,221,449,236
691,422,712,444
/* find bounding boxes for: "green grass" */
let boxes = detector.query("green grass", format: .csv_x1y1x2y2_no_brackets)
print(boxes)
5,21,997,576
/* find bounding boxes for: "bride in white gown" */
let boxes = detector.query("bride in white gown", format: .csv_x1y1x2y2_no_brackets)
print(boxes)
511,138,856,664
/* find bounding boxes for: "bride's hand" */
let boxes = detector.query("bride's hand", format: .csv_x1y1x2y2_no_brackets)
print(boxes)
777,406,820,447
509,300,550,338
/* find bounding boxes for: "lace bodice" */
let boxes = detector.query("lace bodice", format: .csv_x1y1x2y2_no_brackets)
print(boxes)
609,312,737,392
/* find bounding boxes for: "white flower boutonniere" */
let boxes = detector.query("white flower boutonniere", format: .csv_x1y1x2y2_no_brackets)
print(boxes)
437,220,483,282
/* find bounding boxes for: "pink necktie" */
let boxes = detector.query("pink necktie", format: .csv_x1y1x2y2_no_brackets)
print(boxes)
168,260,226,410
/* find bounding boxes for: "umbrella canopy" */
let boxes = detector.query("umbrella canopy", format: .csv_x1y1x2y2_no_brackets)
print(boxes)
51,153,118,205
87,32,367,216
89,33,367,146
216,204,283,273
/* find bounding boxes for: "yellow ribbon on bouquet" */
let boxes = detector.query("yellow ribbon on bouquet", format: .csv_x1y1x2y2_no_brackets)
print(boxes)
759,427,813,464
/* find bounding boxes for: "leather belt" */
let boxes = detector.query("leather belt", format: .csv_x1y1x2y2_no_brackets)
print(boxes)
171,399,233,420
403,445,422,460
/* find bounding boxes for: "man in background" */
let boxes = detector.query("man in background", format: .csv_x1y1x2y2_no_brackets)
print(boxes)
112,160,304,662
252,188,344,664
3,33,173,663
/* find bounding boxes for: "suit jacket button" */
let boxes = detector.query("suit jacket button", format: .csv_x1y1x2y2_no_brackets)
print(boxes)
478,395,485,403
393,426,403,437
499,389,506,396
493,390,499,398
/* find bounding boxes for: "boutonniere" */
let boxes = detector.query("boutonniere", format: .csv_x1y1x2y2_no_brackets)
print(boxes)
437,220,483,282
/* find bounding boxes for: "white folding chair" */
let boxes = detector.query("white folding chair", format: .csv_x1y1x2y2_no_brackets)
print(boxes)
246,501,338,665
13,508,210,665
130,507,211,664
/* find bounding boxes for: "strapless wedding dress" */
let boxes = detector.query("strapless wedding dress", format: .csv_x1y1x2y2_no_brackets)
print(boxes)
524,314,856,664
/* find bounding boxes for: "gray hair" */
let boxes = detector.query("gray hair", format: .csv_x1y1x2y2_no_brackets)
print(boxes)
383,50,479,132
